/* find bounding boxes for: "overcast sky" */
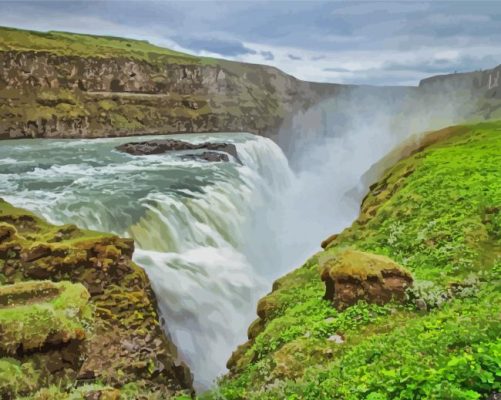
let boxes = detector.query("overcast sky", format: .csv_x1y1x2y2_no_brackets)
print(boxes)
1,1,500,85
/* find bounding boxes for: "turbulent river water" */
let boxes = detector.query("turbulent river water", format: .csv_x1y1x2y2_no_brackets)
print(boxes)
0,133,298,388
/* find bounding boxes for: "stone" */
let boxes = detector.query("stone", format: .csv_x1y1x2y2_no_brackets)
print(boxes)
320,249,413,310
321,233,338,249
180,151,230,163
116,139,242,164
327,334,344,344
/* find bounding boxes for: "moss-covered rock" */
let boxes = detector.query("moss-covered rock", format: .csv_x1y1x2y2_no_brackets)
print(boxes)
0,280,90,354
320,249,413,310
0,199,193,399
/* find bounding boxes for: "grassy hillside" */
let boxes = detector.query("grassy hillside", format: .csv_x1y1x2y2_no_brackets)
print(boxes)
212,121,501,399
0,26,205,65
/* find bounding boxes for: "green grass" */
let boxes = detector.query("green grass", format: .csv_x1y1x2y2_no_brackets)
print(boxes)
211,121,501,399
0,26,205,65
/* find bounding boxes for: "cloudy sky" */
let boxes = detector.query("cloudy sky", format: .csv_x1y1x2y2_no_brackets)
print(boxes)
1,1,500,85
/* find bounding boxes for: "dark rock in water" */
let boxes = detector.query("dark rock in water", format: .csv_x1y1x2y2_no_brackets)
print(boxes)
116,139,242,164
180,151,230,163
320,249,413,311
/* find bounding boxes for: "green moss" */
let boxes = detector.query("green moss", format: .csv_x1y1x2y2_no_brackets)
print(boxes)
97,99,117,111
319,248,412,281
0,358,39,398
110,112,144,130
0,280,91,354
214,121,501,399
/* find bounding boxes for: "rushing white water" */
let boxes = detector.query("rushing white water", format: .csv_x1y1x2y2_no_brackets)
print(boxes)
0,132,293,389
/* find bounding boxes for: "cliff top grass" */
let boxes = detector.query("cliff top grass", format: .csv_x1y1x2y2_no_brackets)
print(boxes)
0,197,115,245
212,121,501,400
0,26,209,65
0,280,91,354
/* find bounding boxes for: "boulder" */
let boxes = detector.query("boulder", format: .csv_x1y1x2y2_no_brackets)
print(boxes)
320,249,413,310
181,151,230,163
116,139,242,164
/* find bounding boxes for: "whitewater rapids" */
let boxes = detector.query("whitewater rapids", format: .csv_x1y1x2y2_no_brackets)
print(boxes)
0,133,294,389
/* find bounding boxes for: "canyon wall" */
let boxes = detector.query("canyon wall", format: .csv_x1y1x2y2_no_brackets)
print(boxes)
0,27,342,140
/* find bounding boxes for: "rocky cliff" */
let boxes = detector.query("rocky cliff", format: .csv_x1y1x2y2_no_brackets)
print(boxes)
0,27,340,140
418,64,501,120
0,199,193,399
1,27,500,142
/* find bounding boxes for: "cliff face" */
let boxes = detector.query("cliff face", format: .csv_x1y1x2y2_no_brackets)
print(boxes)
1,27,500,141
0,199,193,399
418,64,501,120
0,27,339,140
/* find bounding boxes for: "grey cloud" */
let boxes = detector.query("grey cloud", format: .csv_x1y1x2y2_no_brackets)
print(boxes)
260,51,274,61
172,36,257,57
323,67,352,73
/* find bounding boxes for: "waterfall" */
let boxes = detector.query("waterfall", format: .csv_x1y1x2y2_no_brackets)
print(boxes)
124,137,294,388
0,133,294,389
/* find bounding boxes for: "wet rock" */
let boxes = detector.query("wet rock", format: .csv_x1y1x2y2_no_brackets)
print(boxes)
116,139,242,164
181,151,230,163
320,249,413,310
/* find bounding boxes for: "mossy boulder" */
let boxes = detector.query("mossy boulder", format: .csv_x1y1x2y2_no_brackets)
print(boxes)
0,280,91,354
320,249,413,310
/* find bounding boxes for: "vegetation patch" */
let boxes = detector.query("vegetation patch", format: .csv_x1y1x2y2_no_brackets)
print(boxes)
214,121,501,399
0,280,91,355
0,26,203,65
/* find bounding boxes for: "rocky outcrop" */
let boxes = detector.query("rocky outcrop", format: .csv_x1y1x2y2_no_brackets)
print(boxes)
116,138,242,163
0,199,193,399
0,28,340,140
319,249,413,310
